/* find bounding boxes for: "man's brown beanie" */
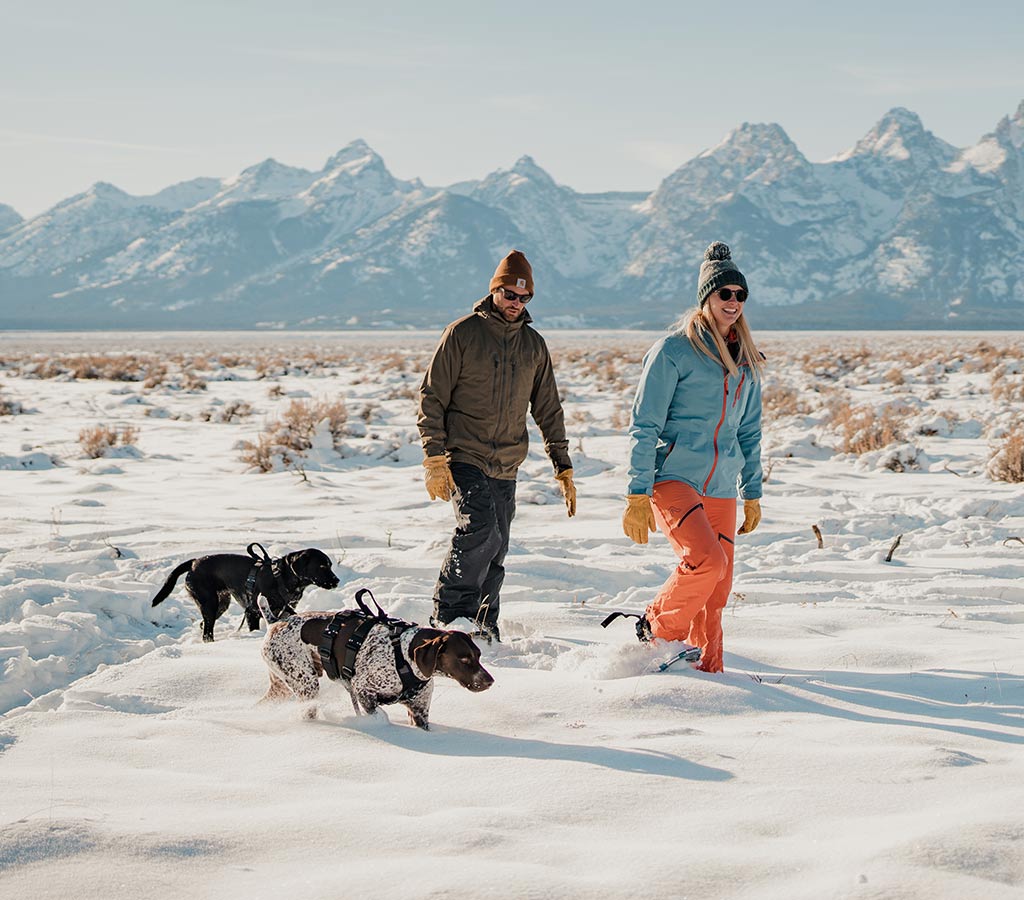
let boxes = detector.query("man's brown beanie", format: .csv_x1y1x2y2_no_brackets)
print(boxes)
489,250,534,294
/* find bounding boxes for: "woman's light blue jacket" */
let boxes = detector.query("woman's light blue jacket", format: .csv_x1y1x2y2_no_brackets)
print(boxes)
626,332,763,500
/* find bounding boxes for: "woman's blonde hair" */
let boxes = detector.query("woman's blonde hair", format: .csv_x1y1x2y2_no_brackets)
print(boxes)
673,306,765,380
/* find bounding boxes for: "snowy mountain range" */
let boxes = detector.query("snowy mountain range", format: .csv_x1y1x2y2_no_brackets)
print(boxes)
2,102,1023,330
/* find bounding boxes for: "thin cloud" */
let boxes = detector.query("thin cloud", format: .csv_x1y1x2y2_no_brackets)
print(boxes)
0,129,196,154
233,45,443,70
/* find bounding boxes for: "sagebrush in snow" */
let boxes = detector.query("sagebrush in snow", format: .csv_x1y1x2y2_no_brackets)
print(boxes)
988,429,1024,483
199,400,253,423
828,400,910,454
240,398,348,472
79,424,139,458
991,369,1024,404
0,385,23,415
762,382,811,420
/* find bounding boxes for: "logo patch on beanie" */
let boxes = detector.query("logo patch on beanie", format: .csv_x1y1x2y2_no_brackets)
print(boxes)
516,278,527,289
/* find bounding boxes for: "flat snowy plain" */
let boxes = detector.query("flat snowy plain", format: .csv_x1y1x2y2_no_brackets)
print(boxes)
1,329,1022,900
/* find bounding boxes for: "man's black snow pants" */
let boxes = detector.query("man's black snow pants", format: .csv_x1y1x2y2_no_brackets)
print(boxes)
432,462,516,632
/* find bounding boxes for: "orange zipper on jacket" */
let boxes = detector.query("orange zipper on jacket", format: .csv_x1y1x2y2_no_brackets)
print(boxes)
702,371,729,495
732,371,746,408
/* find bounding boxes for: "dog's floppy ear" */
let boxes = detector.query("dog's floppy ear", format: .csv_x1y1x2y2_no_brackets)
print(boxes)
411,631,447,678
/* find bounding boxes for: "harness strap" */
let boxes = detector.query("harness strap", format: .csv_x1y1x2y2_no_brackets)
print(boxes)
243,543,300,623
319,612,351,681
340,616,378,681
390,627,429,701
243,565,260,606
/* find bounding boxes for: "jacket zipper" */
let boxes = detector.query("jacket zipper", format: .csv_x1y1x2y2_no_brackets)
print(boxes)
491,354,500,452
702,372,729,495
732,371,746,408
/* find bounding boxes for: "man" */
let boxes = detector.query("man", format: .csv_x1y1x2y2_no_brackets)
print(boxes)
418,249,576,642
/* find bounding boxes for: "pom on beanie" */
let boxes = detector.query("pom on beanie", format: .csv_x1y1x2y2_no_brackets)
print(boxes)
697,241,748,306
705,241,732,262
490,250,534,295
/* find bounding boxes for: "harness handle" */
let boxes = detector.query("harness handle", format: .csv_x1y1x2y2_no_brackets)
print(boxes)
354,588,389,620
247,542,272,564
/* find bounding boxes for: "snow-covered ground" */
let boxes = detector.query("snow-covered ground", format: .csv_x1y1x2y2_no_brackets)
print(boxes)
1,330,1022,900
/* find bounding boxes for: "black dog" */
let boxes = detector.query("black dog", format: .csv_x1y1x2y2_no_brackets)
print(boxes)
151,545,340,642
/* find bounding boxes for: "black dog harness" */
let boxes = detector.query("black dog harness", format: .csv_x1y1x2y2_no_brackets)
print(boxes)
318,589,429,702
244,542,301,624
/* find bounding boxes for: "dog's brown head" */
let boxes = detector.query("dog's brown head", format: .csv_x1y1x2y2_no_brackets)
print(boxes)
412,629,493,692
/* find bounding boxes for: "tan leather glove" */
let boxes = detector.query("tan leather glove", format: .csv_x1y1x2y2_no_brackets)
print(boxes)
737,498,761,534
622,494,657,545
423,455,456,502
555,469,576,518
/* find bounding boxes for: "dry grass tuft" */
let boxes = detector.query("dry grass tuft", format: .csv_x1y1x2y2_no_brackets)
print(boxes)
79,425,139,458
991,368,1024,404
827,400,910,454
37,354,152,381
199,401,254,423
240,398,348,472
0,385,24,415
762,383,811,420
798,346,871,379
988,429,1024,483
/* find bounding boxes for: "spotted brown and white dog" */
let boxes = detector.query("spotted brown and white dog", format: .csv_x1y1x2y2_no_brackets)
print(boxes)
261,610,493,729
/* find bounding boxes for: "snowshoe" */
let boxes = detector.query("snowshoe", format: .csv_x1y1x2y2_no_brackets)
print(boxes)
657,646,702,671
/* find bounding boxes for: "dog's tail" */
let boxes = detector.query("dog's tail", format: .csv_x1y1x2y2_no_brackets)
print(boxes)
151,560,194,607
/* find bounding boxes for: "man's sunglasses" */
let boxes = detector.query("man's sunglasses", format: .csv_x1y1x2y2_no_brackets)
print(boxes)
498,287,532,304
715,288,748,303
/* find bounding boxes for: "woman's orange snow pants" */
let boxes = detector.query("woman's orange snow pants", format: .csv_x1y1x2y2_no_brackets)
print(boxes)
645,481,736,673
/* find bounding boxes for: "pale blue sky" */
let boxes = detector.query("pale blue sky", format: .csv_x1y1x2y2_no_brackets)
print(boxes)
2,0,1022,217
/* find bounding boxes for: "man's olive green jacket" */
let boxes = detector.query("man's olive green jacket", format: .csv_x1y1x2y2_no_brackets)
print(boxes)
418,296,571,480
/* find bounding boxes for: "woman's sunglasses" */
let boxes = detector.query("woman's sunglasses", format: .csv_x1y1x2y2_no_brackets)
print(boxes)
715,288,748,303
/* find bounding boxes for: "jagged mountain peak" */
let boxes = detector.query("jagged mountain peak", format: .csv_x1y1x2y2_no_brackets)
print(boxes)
237,157,309,179
89,181,132,198
475,155,561,198
211,158,317,206
838,107,956,163
510,155,553,179
653,121,808,199
956,99,1024,176
143,177,223,211
705,121,803,157
323,139,387,173
44,181,136,213
991,99,1024,149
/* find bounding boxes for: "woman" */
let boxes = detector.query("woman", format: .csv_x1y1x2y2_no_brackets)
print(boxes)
622,241,764,673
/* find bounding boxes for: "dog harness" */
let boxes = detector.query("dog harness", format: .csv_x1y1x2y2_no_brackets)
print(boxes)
244,543,301,623
318,589,430,702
